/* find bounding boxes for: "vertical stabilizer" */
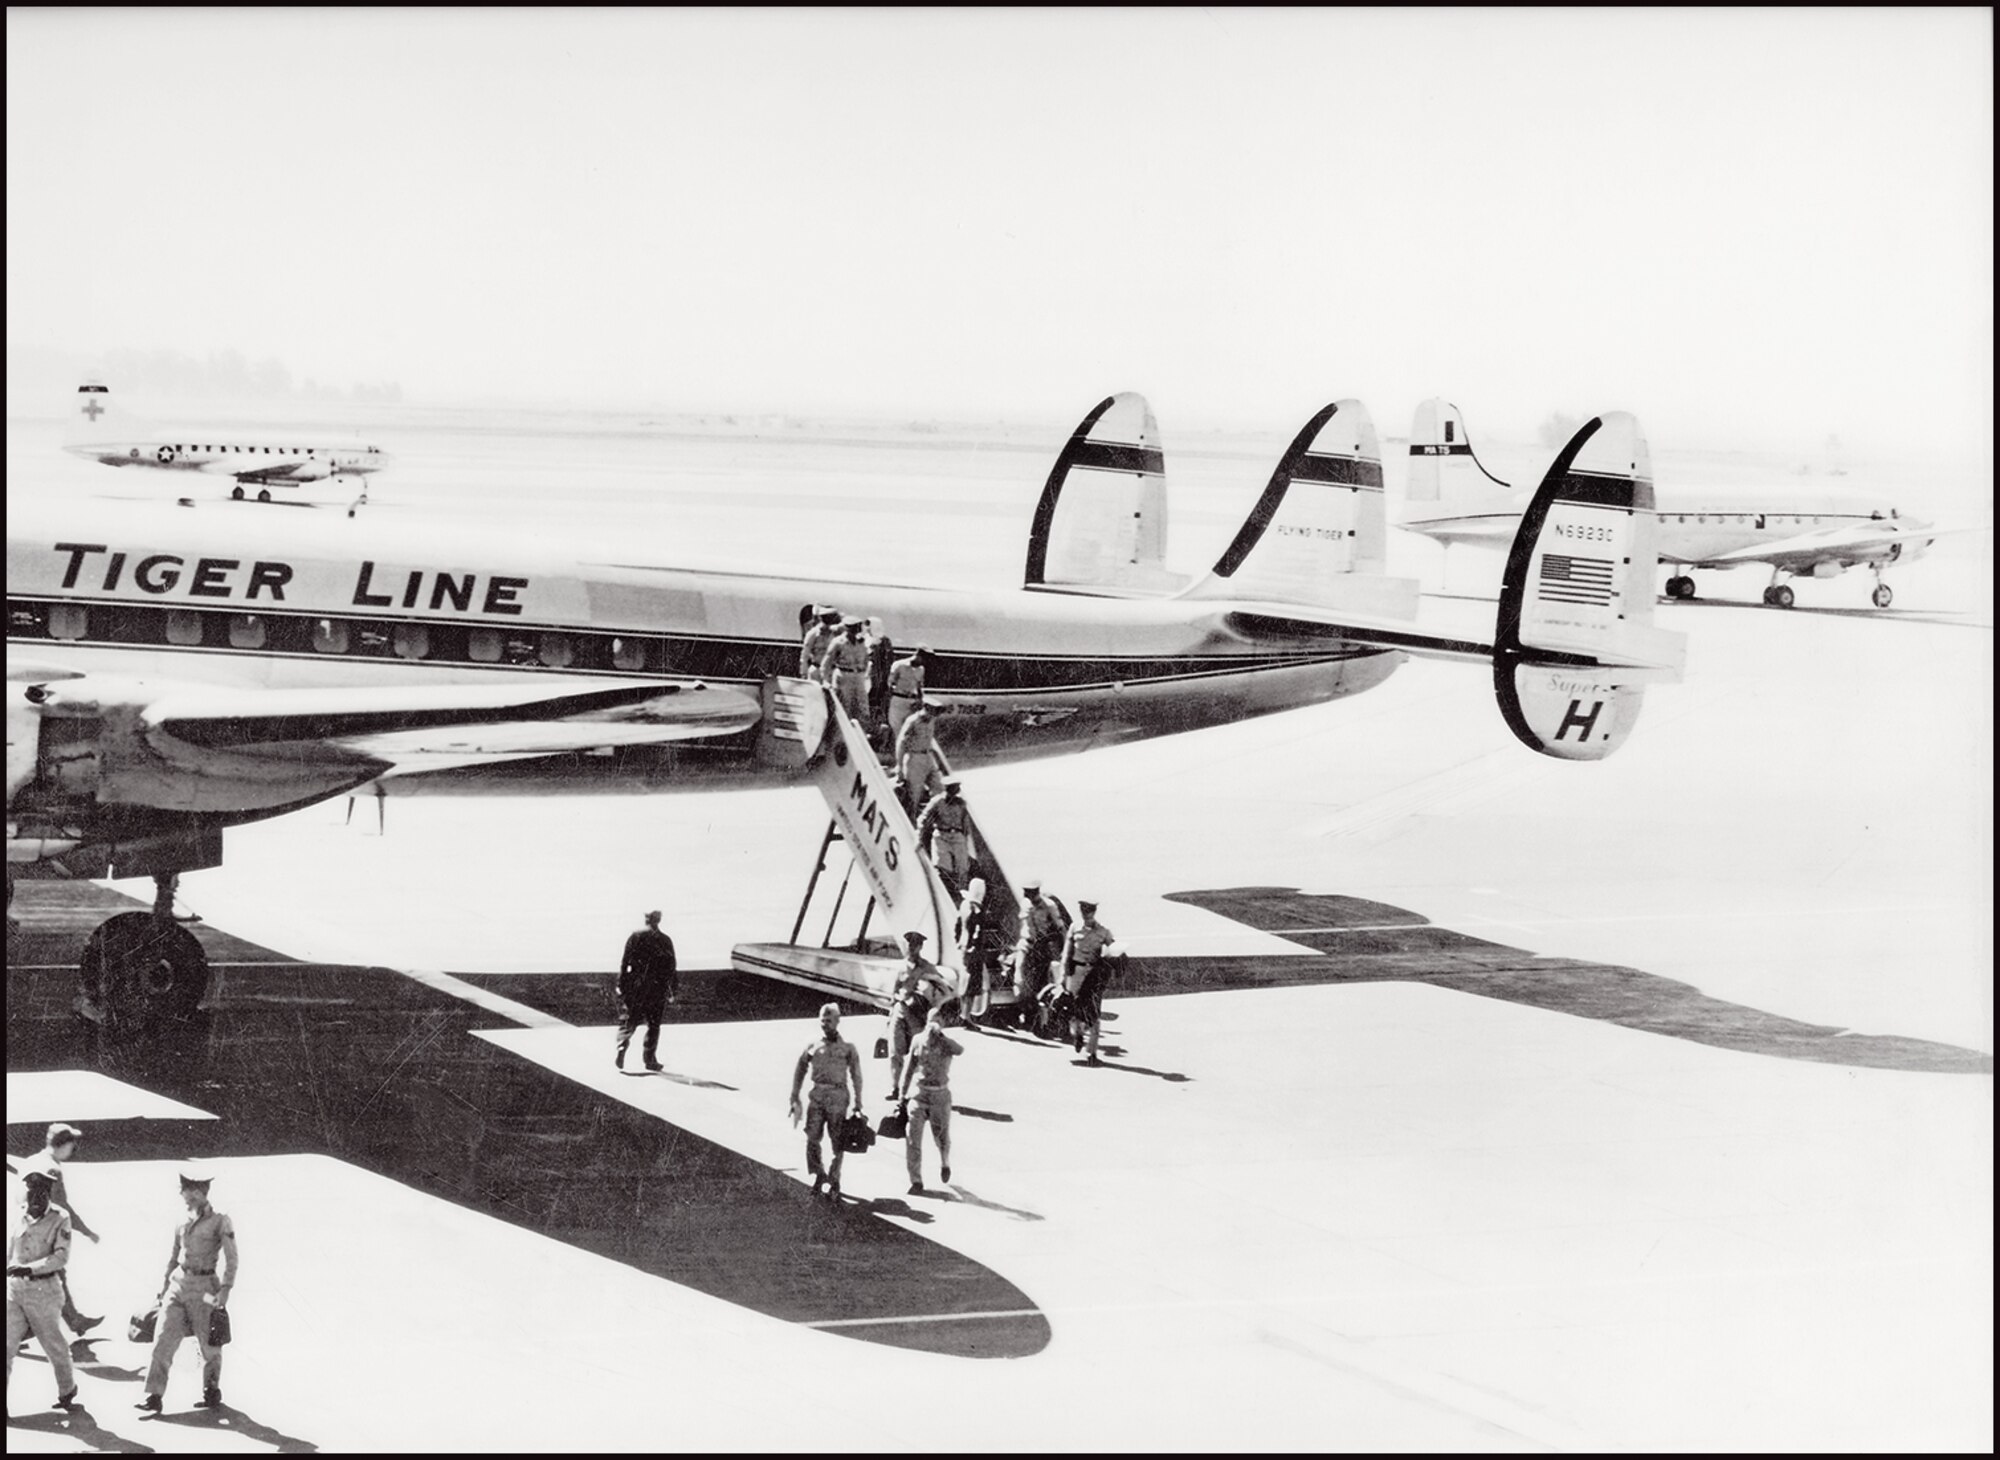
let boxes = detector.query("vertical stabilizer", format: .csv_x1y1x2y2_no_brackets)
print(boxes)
1025,393,1177,594
1180,400,1417,617
1401,399,1519,547
64,379,144,451
1491,413,1683,760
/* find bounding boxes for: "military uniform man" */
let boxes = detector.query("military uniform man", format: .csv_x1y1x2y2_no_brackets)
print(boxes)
898,1005,965,1194
886,646,932,738
7,1169,77,1414
956,878,1003,1019
617,909,679,1072
137,1168,237,1414
914,778,976,899
894,705,944,816
887,931,945,1098
800,606,842,681
1012,880,1067,1006
1063,900,1117,1064
22,1123,102,1336
820,618,875,724
789,1002,865,1201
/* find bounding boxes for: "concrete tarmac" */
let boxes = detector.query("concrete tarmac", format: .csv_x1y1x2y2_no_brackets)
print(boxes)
6,411,1991,1449
6,870,1990,1452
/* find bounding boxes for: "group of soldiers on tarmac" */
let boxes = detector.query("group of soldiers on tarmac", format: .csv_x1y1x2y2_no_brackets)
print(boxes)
7,1125,238,1420
785,604,1125,1195
784,896,1115,1201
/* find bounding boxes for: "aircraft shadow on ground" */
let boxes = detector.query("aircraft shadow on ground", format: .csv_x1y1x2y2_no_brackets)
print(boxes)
1153,888,1992,1075
5,901,1051,1362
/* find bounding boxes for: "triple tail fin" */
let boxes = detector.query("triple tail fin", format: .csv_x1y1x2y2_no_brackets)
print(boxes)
1493,413,1684,760
1180,399,1417,619
1024,393,1179,594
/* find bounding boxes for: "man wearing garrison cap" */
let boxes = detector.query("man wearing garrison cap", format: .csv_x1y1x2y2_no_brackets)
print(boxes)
21,1123,102,1337
7,1167,78,1413
136,1166,237,1414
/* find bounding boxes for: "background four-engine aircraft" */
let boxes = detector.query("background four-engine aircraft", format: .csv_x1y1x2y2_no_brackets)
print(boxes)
1400,398,1946,608
62,379,393,502
7,394,1682,1023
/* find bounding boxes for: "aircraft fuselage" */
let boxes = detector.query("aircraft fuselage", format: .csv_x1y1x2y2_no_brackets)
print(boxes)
6,499,1403,795
65,439,391,482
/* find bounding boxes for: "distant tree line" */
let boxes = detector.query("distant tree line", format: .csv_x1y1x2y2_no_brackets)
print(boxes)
1538,411,1585,448
9,345,400,403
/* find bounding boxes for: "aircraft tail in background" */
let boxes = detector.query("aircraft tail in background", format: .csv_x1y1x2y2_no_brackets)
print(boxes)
1401,398,1520,544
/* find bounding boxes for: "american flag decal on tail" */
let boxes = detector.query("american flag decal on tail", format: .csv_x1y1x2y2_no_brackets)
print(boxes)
1538,553,1616,606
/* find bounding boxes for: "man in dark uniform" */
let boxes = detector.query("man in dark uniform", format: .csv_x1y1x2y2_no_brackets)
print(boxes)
617,909,678,1072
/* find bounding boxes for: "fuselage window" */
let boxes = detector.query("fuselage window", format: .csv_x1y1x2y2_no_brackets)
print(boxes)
229,614,266,649
49,603,88,640
612,635,650,671
538,633,573,668
468,628,503,663
312,617,350,654
393,623,430,660
166,610,207,646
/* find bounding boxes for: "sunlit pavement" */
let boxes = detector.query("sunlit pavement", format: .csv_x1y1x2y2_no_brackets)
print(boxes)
6,418,1990,1449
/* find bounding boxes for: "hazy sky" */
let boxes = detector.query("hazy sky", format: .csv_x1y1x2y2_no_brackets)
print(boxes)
7,9,1992,456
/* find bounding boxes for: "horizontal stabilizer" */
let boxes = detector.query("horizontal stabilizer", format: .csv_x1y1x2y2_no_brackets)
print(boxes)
1493,413,1684,760
1025,393,1181,595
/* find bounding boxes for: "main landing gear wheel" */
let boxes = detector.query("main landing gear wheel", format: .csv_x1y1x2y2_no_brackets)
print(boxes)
79,913,209,1031
230,486,245,501
1872,583,1893,608
256,488,272,503
1665,575,1695,599
1763,584,1796,609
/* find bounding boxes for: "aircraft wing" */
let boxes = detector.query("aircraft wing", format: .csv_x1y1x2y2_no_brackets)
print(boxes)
145,678,763,768
1700,521,1939,569
223,460,315,484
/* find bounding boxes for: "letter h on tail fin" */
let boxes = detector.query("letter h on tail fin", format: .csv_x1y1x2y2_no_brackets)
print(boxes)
1492,413,1685,761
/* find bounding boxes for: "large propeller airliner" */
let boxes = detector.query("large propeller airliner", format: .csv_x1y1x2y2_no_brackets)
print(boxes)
1399,399,1942,608
7,395,1682,1027
63,380,393,503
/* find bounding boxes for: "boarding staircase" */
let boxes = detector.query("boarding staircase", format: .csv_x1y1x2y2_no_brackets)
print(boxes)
732,677,1027,1018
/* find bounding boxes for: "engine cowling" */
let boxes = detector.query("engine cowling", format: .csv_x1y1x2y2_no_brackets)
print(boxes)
12,677,378,816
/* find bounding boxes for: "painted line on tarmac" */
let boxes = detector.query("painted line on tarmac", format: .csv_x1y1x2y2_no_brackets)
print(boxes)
394,966,570,1029
805,1307,1044,1330
809,1295,1574,1447
1264,924,1439,935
